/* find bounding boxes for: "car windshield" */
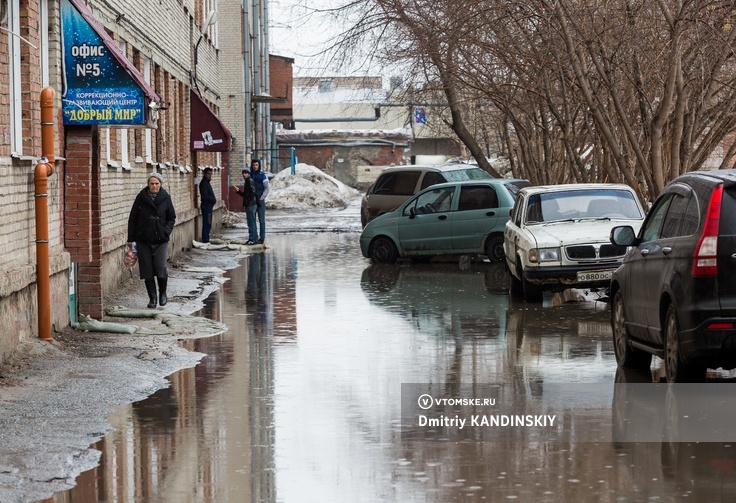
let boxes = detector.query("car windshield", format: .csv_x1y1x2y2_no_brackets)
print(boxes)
525,189,642,224
442,168,493,182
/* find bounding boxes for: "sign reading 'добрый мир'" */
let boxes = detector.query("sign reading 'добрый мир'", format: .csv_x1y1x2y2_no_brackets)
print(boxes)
61,0,146,126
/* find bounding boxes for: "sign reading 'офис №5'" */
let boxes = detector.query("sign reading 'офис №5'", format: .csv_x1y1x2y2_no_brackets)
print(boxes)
61,0,146,126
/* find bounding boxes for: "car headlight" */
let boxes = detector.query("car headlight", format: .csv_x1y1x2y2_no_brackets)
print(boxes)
529,247,560,263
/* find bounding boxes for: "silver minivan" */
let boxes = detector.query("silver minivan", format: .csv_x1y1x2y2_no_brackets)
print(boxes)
360,163,494,227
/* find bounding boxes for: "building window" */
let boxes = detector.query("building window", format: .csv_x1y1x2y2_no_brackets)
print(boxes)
318,79,333,93
200,0,218,48
40,0,49,87
144,56,153,163
118,40,129,168
8,0,22,155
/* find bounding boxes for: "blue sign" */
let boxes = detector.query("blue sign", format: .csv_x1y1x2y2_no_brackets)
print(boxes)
414,107,427,125
61,0,146,125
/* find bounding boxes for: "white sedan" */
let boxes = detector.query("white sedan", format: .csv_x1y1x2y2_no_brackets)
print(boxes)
504,183,645,301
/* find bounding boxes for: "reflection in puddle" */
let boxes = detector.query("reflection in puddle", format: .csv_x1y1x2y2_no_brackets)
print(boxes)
52,234,736,502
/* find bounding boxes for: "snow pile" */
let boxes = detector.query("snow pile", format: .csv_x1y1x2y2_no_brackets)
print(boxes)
267,163,360,210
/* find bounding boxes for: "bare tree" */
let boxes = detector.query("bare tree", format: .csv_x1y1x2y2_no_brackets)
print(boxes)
325,0,736,200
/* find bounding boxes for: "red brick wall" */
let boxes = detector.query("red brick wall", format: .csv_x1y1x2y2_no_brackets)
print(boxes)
65,127,104,319
269,55,294,128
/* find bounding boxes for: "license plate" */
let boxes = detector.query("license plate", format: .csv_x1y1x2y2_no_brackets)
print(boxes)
576,270,614,282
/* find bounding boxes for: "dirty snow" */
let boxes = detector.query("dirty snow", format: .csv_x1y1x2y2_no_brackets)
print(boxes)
267,163,361,210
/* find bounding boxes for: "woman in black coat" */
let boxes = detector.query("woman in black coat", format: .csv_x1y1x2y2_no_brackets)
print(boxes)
127,173,176,308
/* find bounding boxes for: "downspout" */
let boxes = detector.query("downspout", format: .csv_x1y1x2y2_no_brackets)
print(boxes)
252,0,261,156
243,0,252,167
34,86,56,341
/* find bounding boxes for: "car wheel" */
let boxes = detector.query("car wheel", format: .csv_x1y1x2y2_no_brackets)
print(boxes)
611,290,652,369
369,237,399,264
484,236,505,263
517,261,542,302
361,212,367,228
510,261,523,295
664,304,705,383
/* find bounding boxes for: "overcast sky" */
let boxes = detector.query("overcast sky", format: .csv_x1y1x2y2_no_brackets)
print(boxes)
269,0,343,76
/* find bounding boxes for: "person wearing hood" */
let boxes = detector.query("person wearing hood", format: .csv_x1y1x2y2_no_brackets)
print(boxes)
250,158,270,244
199,167,216,243
235,168,259,245
127,172,177,308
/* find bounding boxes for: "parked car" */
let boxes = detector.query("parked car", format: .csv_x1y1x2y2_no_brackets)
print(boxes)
361,163,498,227
360,179,530,263
361,262,510,339
504,183,645,301
609,170,736,382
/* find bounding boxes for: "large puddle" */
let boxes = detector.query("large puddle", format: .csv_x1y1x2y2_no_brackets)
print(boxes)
52,233,736,502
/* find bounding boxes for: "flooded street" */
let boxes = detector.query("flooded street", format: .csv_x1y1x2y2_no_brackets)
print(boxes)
53,206,736,502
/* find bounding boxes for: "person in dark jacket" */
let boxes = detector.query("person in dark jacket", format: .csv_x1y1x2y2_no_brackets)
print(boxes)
235,169,259,245
250,159,270,244
199,167,216,243
127,173,177,308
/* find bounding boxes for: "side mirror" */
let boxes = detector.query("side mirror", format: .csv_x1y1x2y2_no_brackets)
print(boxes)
610,226,636,246
409,207,416,219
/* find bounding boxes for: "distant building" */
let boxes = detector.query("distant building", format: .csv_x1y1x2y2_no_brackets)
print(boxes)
292,76,406,130
269,55,295,130
283,75,461,177
276,128,412,189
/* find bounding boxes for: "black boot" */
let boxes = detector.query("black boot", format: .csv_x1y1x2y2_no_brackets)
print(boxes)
157,277,168,306
144,279,157,308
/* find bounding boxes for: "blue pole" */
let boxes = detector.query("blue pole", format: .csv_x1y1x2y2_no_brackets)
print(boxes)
291,147,296,175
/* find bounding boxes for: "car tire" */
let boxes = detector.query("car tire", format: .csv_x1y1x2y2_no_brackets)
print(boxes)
369,237,399,264
517,260,542,302
611,290,652,370
484,236,505,263
361,212,367,228
510,262,523,295
522,277,543,302
664,304,705,383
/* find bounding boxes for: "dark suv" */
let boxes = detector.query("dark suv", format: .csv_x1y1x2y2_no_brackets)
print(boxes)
609,170,736,382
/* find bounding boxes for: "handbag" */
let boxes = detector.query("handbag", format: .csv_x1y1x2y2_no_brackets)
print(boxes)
124,243,138,269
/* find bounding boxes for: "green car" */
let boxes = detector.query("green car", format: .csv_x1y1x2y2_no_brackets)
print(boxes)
360,179,530,264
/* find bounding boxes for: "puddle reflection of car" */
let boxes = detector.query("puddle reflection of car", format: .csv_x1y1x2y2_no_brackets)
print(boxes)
360,179,530,264
611,367,736,498
360,262,510,338
504,298,614,384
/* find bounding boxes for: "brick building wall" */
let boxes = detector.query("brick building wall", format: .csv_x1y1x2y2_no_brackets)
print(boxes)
270,55,294,129
0,1,70,362
0,0,228,362
276,130,412,188
218,0,248,206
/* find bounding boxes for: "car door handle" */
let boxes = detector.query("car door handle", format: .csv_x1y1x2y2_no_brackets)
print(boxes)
486,211,496,216
641,248,650,256
438,215,447,220
662,246,672,255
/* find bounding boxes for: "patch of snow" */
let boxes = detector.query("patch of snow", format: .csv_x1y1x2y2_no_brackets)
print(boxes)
268,163,361,210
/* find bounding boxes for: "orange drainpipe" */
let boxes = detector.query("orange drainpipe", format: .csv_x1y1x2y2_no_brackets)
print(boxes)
34,87,56,341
